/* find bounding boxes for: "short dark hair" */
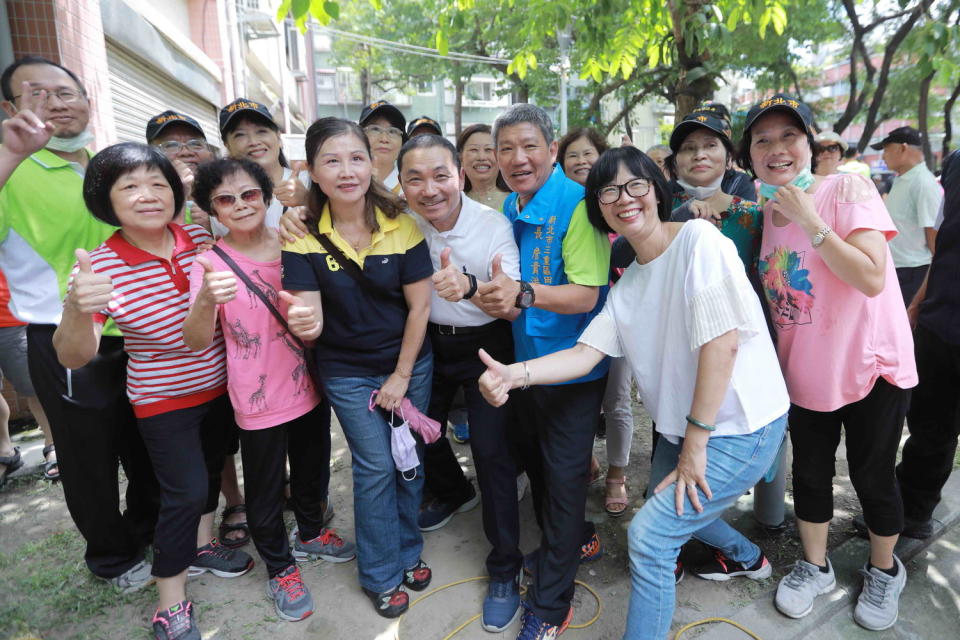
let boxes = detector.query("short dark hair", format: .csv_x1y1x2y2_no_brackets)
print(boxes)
83,143,184,227
221,112,289,169
584,146,671,233
1,55,87,102
737,111,815,178
192,158,273,217
456,124,510,194
303,117,404,236
397,134,460,176
557,128,609,174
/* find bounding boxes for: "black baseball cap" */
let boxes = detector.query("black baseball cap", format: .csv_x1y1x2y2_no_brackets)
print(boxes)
669,110,733,152
743,94,815,136
359,100,406,133
870,126,922,150
219,98,277,136
694,101,731,122
145,110,205,142
407,115,442,137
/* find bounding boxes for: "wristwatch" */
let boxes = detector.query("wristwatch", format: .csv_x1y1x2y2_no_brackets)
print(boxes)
811,226,833,248
462,272,478,299
515,280,535,309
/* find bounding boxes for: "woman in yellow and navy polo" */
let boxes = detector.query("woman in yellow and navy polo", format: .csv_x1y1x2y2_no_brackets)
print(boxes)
281,117,433,619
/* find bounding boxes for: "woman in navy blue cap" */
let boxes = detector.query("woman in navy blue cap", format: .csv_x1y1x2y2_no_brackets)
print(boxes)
359,100,407,192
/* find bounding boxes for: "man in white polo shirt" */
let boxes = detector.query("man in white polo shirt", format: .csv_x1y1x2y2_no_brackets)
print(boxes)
872,126,943,305
397,134,525,633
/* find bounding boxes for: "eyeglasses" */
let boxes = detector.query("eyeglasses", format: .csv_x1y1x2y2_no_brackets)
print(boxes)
13,88,83,104
597,179,651,205
364,125,403,139
155,139,209,155
211,188,263,208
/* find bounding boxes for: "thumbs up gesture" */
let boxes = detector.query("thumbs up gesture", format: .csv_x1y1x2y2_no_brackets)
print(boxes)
275,161,309,207
66,249,114,315
475,253,520,316
280,290,321,339
477,348,515,407
431,247,470,302
196,256,238,305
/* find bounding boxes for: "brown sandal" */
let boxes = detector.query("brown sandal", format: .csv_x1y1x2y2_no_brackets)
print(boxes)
604,476,628,517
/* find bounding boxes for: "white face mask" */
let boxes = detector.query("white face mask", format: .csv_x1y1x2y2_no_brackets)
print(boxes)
676,175,723,200
46,129,94,153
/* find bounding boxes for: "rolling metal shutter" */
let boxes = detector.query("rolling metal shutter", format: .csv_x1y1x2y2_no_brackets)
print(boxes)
106,41,220,146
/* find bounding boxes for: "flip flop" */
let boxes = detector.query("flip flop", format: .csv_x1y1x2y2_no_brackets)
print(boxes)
42,444,60,481
0,446,24,489
604,476,628,517
218,504,251,548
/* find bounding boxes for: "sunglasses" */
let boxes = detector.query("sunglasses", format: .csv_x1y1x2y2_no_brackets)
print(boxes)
211,188,263,209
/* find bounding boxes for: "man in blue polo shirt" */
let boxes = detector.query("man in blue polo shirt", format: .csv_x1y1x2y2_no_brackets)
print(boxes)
476,104,610,639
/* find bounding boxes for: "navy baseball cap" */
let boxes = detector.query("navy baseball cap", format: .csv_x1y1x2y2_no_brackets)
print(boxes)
669,110,733,152
145,110,205,142
870,126,922,150
359,100,406,132
694,101,731,122
219,98,277,136
743,94,815,136
407,115,442,137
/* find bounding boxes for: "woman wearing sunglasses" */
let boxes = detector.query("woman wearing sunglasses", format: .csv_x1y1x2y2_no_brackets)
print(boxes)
182,158,355,624
478,146,789,640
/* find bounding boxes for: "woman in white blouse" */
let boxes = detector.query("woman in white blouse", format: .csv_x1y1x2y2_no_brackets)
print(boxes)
477,146,789,640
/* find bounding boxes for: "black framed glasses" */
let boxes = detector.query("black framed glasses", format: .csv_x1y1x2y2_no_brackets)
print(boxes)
211,188,263,208
155,139,209,155
364,124,403,138
597,179,652,205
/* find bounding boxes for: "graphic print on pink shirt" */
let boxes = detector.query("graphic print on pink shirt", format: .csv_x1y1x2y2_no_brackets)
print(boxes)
759,245,815,329
189,240,320,429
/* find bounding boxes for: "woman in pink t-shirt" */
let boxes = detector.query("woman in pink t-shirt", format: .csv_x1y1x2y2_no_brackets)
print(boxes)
183,158,356,623
741,95,917,632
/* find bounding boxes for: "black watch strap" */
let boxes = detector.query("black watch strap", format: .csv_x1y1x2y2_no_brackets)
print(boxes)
515,280,535,309
462,272,478,299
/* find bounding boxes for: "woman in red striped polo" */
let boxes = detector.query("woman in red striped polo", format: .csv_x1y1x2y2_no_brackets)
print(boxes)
54,143,254,640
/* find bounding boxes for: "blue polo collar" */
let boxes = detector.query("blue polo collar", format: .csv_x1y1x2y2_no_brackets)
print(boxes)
511,164,582,225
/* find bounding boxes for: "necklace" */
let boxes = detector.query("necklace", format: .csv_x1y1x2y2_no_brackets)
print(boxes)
334,223,370,252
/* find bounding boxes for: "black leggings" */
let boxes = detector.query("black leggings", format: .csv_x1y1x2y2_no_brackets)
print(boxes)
788,377,910,536
239,401,332,577
137,394,233,577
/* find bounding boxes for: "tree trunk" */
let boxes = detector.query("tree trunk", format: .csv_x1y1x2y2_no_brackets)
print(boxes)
918,70,935,170
360,67,370,106
454,78,464,137
623,95,634,141
668,0,713,121
943,79,960,158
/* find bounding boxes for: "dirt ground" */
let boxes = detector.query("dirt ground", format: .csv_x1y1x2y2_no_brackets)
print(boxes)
0,397,869,640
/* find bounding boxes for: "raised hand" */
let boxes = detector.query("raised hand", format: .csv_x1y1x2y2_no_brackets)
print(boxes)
67,249,113,315
280,290,320,339
275,160,310,207
475,254,520,316
771,184,817,227
688,199,723,223
171,158,195,201
196,256,237,305
1,82,55,158
432,247,469,302
278,206,310,245
477,348,515,407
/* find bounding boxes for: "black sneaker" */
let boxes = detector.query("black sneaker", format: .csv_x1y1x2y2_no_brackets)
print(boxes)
675,560,685,584
853,514,933,540
362,584,409,618
694,549,772,582
188,538,254,578
152,600,201,640
418,484,480,531
402,558,432,591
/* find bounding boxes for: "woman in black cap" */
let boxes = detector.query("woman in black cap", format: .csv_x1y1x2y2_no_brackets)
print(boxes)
742,94,916,631
219,98,309,233
358,100,407,192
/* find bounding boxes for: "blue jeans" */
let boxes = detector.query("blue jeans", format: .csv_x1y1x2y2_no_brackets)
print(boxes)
624,413,787,640
321,355,433,593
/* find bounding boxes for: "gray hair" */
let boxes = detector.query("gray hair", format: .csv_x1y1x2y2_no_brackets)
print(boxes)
493,103,554,146
646,144,672,156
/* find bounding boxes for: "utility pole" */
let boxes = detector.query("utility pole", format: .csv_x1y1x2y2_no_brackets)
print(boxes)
557,26,572,136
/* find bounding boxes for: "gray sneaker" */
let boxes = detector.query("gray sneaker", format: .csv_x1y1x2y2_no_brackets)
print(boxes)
291,527,356,563
266,564,315,622
107,559,154,594
854,555,907,631
775,558,836,618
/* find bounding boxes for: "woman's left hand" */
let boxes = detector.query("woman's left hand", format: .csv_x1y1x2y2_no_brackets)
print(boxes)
654,442,712,516
376,372,409,411
771,184,818,227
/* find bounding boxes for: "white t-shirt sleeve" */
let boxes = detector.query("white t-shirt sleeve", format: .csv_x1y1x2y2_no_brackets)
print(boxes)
577,298,624,358
488,216,521,281
684,222,758,350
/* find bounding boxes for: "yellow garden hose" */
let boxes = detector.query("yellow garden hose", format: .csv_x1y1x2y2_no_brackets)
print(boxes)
673,616,764,639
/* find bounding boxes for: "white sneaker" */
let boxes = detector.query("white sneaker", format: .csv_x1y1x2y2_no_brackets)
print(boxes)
516,472,529,502
107,559,154,594
775,558,836,619
854,555,906,631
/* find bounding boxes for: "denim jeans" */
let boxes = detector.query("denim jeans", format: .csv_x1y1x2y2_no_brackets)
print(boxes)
321,355,433,593
624,413,787,640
